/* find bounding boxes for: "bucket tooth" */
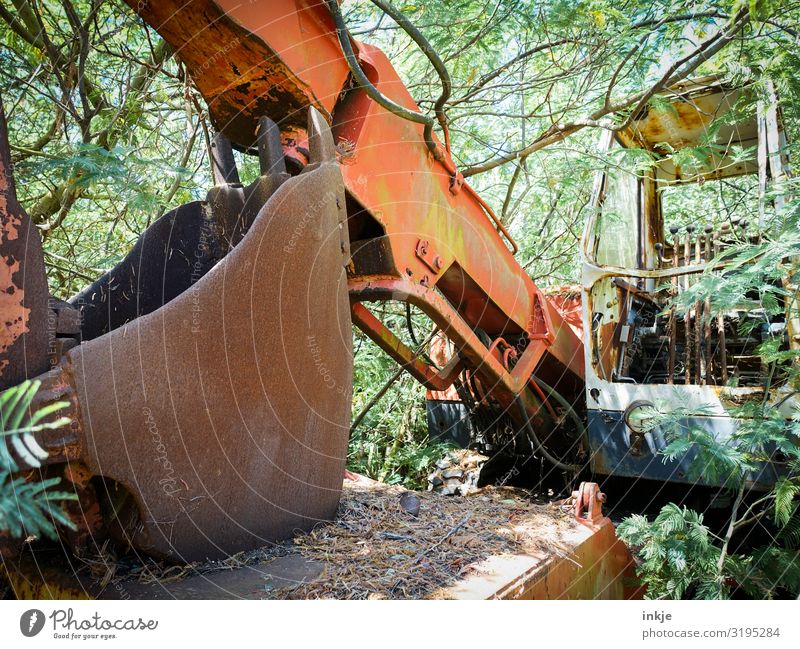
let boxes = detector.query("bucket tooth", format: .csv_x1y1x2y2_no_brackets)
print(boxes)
257,116,286,176
210,132,240,186
74,117,295,340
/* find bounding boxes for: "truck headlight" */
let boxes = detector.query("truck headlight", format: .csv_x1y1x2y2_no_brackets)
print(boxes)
623,400,659,434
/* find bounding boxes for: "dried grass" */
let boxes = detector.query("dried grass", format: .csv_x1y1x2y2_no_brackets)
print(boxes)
264,479,575,599
101,478,577,599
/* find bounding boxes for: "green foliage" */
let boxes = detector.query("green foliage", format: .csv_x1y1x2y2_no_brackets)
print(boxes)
0,381,77,542
618,504,723,599
726,546,800,599
1,0,199,297
3,0,800,294
774,477,800,526
629,402,754,487
348,309,454,488
0,474,77,541
621,190,800,599
349,420,452,489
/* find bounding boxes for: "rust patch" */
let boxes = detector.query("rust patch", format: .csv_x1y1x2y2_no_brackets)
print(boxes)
0,94,49,388
126,0,349,146
0,126,27,369
0,257,27,373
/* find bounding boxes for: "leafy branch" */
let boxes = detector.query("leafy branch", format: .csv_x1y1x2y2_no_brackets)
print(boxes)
0,380,77,542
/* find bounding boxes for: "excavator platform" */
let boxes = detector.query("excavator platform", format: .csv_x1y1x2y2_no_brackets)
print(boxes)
2,475,638,600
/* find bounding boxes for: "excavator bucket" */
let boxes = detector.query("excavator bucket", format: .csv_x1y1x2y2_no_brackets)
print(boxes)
3,107,353,562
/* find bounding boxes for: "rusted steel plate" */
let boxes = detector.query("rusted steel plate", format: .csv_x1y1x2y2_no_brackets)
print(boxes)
349,279,549,397
623,80,763,181
59,109,352,561
125,0,349,144
0,95,50,390
446,521,639,600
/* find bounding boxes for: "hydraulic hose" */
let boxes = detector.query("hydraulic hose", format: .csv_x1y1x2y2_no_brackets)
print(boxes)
326,0,520,254
514,377,585,473
326,0,450,161
368,0,452,152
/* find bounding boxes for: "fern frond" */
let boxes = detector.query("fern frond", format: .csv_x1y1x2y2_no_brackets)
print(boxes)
0,381,77,542
774,477,800,526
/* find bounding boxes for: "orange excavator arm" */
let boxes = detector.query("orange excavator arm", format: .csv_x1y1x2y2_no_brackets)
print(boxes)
129,0,584,400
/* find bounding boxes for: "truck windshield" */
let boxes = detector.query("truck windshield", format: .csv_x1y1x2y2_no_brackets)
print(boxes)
593,168,640,268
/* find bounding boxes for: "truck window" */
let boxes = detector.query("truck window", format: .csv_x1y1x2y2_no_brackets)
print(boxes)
593,168,640,268
661,175,760,232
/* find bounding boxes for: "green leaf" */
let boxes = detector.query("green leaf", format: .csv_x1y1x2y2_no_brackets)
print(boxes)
774,477,799,526
0,381,77,542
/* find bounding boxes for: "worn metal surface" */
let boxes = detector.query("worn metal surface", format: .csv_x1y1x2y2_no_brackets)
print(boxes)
123,0,349,144
350,279,553,395
0,94,50,390
350,301,464,390
51,109,352,561
587,409,781,489
129,1,586,422
572,481,607,527
625,79,759,182
445,516,638,600
425,400,472,447
71,202,219,341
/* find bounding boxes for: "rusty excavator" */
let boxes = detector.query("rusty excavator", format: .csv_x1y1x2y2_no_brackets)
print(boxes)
0,0,792,599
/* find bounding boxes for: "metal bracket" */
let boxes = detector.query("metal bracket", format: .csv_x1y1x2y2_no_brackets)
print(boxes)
415,239,444,275
572,482,607,527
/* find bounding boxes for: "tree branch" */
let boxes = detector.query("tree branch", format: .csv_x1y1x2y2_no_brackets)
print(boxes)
462,8,751,177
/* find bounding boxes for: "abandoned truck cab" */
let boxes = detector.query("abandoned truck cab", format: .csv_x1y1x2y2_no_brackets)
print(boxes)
580,78,796,488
